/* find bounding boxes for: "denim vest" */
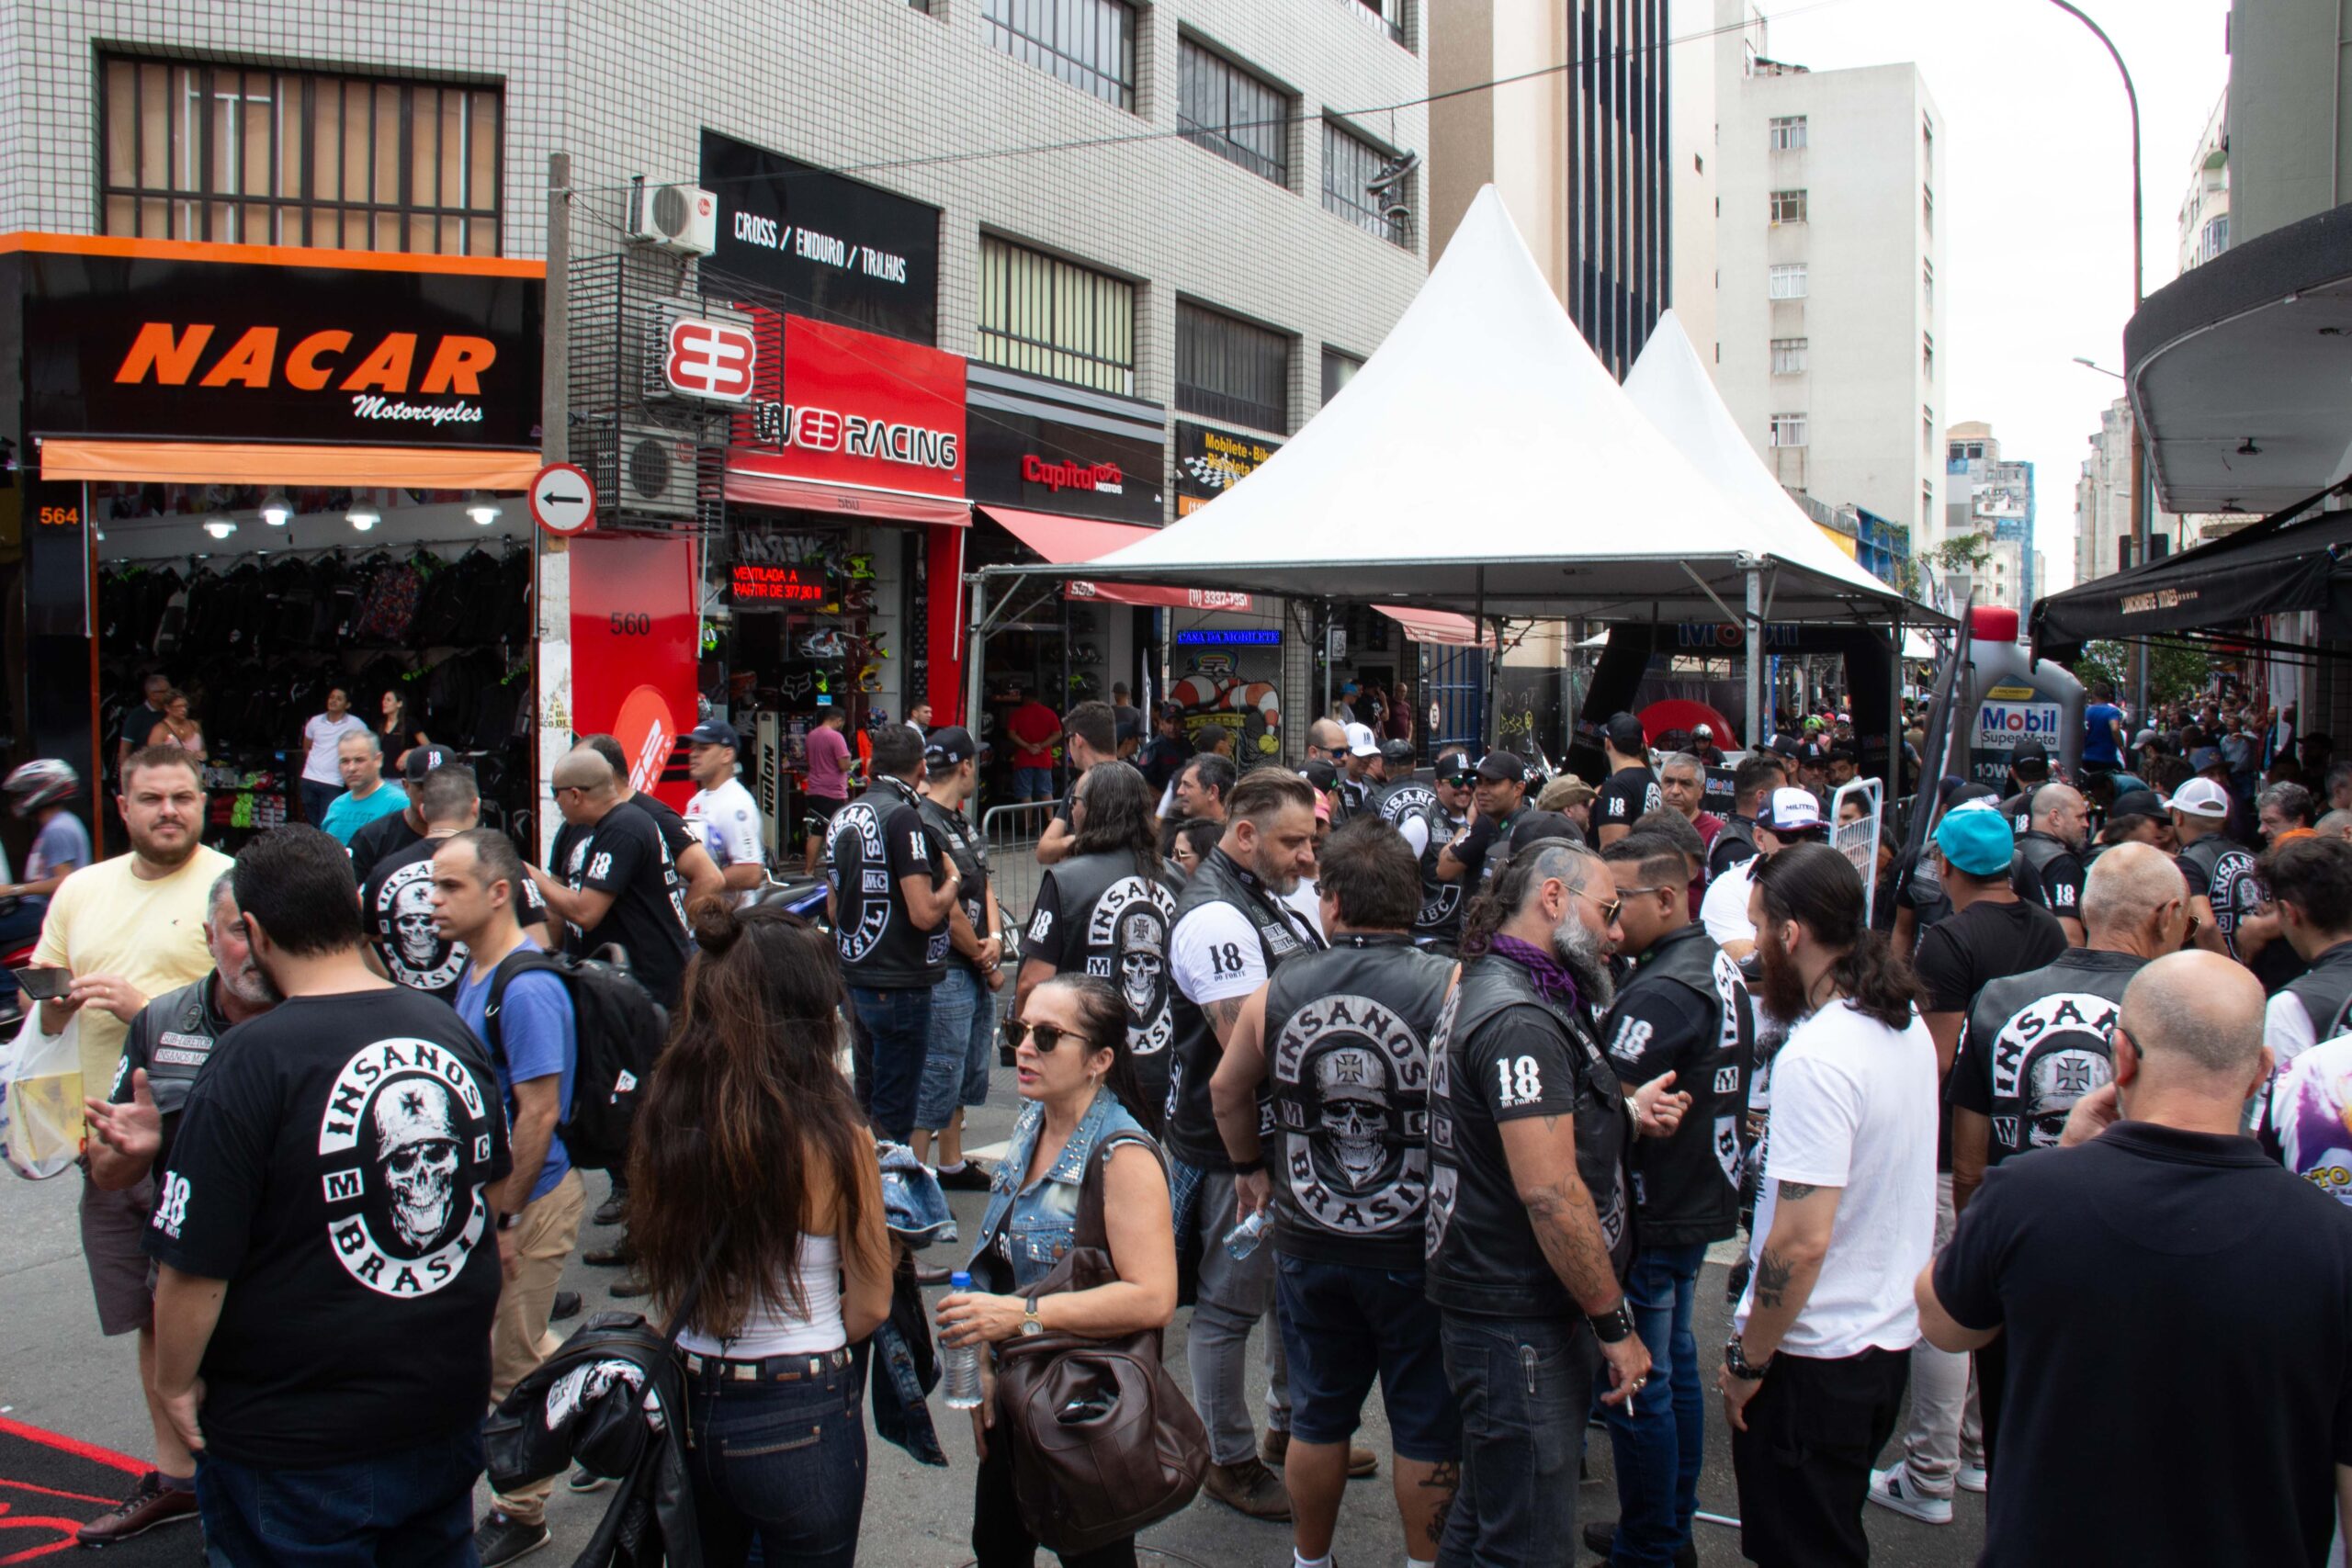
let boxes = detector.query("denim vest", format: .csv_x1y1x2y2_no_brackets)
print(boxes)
970,1088,1152,1292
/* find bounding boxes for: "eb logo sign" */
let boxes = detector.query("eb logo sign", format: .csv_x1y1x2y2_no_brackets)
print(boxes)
663,316,757,402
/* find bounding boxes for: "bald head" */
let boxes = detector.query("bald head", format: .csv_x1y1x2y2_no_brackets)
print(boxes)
552,745,621,799
2078,841,2188,949
2032,784,2089,851
2319,809,2352,842
2117,950,2266,1086
1308,718,1347,755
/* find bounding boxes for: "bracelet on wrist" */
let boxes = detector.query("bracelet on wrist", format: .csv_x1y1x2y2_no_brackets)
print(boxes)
1231,1156,1267,1177
1723,1333,1772,1380
1588,1301,1636,1344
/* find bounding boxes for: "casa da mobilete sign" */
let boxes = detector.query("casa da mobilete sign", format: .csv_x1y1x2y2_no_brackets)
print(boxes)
18,243,544,449
727,312,966,501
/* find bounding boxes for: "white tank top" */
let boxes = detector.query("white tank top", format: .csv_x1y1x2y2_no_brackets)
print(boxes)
675,1232,845,1358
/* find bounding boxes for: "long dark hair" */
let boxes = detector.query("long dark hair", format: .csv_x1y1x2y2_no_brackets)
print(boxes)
1070,760,1164,878
1031,972,1162,1138
1752,842,1924,1030
628,902,874,1336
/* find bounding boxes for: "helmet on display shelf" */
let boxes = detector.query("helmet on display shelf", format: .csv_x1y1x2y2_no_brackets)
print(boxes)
800,628,847,660
845,553,876,580
4,759,79,816
1068,672,1101,701
1069,643,1103,666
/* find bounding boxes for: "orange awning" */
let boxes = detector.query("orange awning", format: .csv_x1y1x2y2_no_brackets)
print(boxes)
39,437,541,489
978,505,1255,611
1377,604,1494,648
726,468,968,526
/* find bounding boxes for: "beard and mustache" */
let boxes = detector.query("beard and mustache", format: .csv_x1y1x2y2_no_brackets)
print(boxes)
1551,908,1616,1010
225,951,283,1007
1753,918,1813,1021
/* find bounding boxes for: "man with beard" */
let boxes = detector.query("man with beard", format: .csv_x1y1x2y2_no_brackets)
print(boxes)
1436,750,1533,892
1162,769,1326,1519
1595,713,1662,847
143,827,511,1562
1588,833,1755,1568
1207,819,1463,1568
1424,840,1686,1563
76,872,270,1548
1338,723,1385,819
2010,784,2091,945
1722,844,1937,1568
29,746,231,1544
2259,836,2352,1071
1388,745,1475,955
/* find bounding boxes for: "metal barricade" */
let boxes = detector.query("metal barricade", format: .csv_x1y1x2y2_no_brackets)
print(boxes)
980,800,1057,941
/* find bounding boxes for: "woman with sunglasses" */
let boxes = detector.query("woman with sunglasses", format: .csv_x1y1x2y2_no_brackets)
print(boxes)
628,902,893,1567
938,975,1177,1568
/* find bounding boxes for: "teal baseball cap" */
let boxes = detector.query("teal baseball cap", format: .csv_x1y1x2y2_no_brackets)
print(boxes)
1935,803,2016,876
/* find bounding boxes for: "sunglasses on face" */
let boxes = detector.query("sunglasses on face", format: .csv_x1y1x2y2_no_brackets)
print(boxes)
1001,1017,1094,1055
1567,885,1623,926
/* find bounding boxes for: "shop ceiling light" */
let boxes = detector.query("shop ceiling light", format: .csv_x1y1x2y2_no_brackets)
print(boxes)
203,516,237,540
260,490,293,526
347,503,381,532
466,496,503,526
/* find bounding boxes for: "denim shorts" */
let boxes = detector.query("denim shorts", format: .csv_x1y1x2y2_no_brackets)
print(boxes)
1014,765,1055,800
1274,1251,1462,1462
915,964,996,1130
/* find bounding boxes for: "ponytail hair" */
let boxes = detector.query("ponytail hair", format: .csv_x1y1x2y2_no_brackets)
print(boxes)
1457,840,1600,960
1752,842,1923,1031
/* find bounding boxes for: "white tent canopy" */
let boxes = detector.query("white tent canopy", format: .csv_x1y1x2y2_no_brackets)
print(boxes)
1046,186,1909,625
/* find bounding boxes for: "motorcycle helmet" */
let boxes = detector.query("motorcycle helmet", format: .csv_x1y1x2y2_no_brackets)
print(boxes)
5,759,79,817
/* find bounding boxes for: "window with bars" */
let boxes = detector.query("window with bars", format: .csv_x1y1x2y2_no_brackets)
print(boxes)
1321,346,1363,405
976,236,1136,395
1923,406,1935,454
1178,300,1289,433
1770,413,1808,447
1346,0,1408,45
1771,337,1808,375
99,55,502,253
1178,39,1289,186
1321,119,1410,246
982,0,1137,111
1768,263,1808,299
1770,188,1807,223
1923,332,1935,378
1769,115,1807,151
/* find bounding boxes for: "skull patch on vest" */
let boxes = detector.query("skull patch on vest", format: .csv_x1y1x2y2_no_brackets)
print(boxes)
1271,992,1432,1235
1085,875,1178,1057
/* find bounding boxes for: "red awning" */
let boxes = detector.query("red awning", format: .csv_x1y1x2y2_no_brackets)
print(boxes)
978,505,1255,612
1376,604,1493,648
725,468,968,526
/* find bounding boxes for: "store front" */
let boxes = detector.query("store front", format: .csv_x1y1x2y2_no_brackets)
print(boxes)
4,234,543,855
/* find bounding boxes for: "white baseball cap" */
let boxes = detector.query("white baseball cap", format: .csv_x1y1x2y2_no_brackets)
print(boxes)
2162,776,2233,820
1759,787,1826,834
1344,721,1382,758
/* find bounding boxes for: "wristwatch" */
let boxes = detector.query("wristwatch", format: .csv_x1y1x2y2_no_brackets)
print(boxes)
1020,1302,1045,1337
1723,1333,1772,1381
1588,1301,1636,1345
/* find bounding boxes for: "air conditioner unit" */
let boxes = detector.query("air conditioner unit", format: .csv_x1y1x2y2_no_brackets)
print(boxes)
615,425,701,518
628,183,718,255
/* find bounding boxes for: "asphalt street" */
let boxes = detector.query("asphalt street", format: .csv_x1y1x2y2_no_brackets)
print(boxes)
0,1073,1987,1566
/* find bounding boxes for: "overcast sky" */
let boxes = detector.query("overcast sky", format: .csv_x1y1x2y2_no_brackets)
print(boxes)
1749,0,2232,595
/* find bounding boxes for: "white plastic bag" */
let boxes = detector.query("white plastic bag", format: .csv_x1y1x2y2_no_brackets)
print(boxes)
3,1008,83,1179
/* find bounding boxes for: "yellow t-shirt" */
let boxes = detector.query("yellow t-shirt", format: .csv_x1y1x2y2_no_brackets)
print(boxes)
31,845,235,1096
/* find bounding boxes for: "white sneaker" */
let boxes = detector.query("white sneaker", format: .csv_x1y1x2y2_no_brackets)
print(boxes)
1868,1464,1954,1525
1957,1461,1988,1494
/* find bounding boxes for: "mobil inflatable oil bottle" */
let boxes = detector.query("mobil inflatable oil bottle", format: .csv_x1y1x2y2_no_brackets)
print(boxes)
1962,606,2082,791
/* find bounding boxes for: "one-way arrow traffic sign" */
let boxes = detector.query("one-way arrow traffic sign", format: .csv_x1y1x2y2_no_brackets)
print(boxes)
529,462,596,536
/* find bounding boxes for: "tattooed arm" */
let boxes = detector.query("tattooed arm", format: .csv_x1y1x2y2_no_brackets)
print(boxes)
1736,1179,1843,1364
1499,1115,1653,1404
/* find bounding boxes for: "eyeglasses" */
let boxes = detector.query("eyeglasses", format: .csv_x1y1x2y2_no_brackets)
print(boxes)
1001,1017,1094,1055
1569,886,1623,927
1611,885,1675,900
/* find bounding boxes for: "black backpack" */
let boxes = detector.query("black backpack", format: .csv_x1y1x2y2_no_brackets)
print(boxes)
481,946,669,1174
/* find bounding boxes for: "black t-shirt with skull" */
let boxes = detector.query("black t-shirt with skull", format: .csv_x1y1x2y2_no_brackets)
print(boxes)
1950,947,2143,1167
142,987,512,1469
362,835,548,1005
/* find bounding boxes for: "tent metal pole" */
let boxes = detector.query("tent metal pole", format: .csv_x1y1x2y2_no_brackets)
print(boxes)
1745,560,1766,750
1324,599,1334,724
1889,600,1905,789
1477,568,1495,746
965,572,989,826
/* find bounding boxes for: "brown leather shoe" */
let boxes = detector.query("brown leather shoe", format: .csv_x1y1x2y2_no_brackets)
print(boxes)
76,1471,199,1545
1261,1427,1379,1478
1202,1456,1292,1521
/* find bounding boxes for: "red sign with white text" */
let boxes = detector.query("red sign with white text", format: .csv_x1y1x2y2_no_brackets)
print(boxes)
569,534,698,809
728,313,966,498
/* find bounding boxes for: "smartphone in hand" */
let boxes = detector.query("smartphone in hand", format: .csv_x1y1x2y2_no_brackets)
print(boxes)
10,966,71,1002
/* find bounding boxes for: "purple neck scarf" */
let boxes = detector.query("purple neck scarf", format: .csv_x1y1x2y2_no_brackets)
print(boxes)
1487,933,1580,1008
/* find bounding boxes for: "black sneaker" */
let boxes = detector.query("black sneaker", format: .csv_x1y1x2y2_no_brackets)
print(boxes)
568,1465,613,1495
609,1272,653,1299
592,1195,628,1227
1581,1520,1697,1567
582,1240,636,1268
474,1510,550,1566
935,1161,994,1191
548,1290,582,1323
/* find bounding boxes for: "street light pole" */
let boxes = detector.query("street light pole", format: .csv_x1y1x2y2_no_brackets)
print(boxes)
2045,0,2148,715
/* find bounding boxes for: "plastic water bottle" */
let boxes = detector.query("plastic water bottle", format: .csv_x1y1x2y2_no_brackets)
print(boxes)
1223,1210,1270,1260
942,1271,985,1410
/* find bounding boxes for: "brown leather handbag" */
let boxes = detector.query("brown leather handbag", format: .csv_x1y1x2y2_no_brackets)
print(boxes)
990,1133,1209,1555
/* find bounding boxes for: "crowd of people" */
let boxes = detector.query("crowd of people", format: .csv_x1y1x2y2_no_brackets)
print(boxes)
17,672,2352,1568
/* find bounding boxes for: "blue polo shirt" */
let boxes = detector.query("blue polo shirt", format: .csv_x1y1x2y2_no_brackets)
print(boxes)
321,782,410,847
455,937,576,1203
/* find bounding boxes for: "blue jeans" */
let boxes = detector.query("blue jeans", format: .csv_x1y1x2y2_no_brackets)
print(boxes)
850,984,934,1142
1013,766,1054,801
300,779,344,829
915,964,996,1131
1437,1312,1597,1567
196,1428,481,1567
1603,1242,1708,1565
686,1363,867,1568
1430,1316,1599,1568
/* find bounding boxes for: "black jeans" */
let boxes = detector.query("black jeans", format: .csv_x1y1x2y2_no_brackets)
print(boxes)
971,1435,1136,1568
1731,1345,1909,1568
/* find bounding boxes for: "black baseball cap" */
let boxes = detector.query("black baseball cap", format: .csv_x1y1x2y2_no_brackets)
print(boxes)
686,717,741,752
1476,750,1528,784
1434,750,1478,784
1603,712,1647,755
401,744,454,782
924,726,978,768
1509,811,1585,853
2109,787,2165,820
1380,739,1417,770
2009,739,2050,774
1301,757,1340,792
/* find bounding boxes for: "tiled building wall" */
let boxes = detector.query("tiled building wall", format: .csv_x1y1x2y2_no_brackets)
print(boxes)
6,0,1428,444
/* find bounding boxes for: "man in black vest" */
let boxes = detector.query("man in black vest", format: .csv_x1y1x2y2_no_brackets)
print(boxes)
826,724,962,1143
2170,776,2257,958
1995,740,2051,836
1386,745,1474,955
1588,832,1755,1567
1164,769,1326,1520
1426,840,1685,1563
2258,836,2352,1069
1436,750,1532,892
2010,784,2089,945
1709,754,1785,884
1208,819,1463,1568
